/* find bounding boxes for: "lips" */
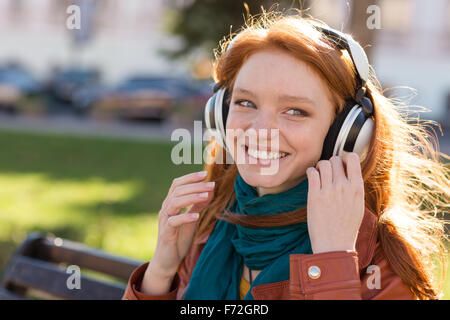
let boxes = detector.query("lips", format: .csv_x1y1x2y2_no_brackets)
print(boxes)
244,145,290,165
246,147,289,160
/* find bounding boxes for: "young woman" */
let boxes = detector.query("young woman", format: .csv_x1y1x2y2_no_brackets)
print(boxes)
122,11,449,300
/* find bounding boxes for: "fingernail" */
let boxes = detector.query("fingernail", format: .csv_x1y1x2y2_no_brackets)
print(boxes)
199,192,209,197
198,171,208,177
207,181,215,188
190,213,199,218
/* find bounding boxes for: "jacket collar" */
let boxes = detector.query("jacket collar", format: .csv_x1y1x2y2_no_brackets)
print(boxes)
194,207,378,270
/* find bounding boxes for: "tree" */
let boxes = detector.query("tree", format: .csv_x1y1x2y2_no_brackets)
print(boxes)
161,0,311,60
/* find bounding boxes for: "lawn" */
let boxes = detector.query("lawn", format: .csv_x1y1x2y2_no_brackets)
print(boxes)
0,129,203,279
0,129,448,299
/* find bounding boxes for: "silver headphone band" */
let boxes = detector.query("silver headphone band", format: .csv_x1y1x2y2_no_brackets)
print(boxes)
312,24,369,87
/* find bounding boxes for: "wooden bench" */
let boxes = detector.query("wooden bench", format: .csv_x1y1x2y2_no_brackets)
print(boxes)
0,232,144,300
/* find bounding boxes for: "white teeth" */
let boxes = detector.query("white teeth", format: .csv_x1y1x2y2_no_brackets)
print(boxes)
246,147,288,160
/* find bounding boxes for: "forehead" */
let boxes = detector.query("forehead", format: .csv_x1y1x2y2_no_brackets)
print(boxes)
233,48,330,101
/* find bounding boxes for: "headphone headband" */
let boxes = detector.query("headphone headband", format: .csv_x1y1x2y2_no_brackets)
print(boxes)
312,24,369,91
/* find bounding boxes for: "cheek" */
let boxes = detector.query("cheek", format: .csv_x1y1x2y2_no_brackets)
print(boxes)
225,110,254,137
225,112,247,154
225,112,241,131
225,107,253,130
288,123,328,160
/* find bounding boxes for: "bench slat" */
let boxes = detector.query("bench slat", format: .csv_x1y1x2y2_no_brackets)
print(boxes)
4,256,126,300
37,238,142,281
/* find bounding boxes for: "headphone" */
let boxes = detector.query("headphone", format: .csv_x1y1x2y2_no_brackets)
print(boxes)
204,24,375,162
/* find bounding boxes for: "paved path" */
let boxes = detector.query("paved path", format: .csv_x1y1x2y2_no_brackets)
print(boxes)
0,113,181,142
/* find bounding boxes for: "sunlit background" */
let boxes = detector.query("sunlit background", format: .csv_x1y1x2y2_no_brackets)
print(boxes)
0,0,448,299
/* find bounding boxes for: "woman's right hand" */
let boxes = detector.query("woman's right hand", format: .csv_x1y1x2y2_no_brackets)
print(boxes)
147,170,215,279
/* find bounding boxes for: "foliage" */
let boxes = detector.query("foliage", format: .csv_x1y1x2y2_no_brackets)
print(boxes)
161,0,310,59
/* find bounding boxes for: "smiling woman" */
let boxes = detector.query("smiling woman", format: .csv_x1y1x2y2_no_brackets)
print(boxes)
122,8,449,301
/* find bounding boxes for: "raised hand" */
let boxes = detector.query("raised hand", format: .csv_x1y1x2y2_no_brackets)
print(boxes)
141,171,214,294
306,153,365,254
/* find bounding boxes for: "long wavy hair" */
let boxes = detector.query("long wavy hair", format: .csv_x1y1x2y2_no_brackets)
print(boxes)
192,9,449,300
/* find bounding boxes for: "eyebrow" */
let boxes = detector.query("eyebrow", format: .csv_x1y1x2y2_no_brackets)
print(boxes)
233,87,317,107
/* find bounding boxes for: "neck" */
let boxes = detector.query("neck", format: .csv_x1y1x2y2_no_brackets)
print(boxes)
256,175,306,196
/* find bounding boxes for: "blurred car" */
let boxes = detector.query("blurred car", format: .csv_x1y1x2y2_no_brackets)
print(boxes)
0,64,42,113
46,68,101,106
90,75,208,121
186,78,214,119
71,85,110,116
154,76,212,109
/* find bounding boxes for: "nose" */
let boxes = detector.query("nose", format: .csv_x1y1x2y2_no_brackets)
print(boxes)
246,107,280,146
250,106,278,130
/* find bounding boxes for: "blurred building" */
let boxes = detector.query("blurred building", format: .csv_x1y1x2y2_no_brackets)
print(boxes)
0,0,188,86
0,0,449,121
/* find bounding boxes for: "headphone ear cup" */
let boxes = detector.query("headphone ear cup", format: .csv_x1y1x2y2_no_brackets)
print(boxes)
320,101,354,161
321,99,374,162
221,89,230,131
346,116,374,162
204,88,230,151
215,88,228,150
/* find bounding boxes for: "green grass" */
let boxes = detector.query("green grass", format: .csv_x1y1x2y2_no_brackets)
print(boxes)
0,128,448,299
0,129,203,279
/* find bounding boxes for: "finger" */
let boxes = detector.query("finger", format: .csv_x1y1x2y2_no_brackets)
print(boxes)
172,181,215,198
306,167,320,194
342,153,362,183
168,171,208,196
166,191,213,216
189,191,215,213
167,212,200,229
329,156,347,183
315,160,332,189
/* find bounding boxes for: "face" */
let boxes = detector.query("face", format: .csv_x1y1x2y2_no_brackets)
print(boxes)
225,48,335,196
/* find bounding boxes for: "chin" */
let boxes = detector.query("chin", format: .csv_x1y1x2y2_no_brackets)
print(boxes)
237,166,287,189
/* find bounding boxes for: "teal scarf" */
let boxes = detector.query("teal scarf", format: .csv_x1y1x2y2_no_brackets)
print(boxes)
183,173,312,300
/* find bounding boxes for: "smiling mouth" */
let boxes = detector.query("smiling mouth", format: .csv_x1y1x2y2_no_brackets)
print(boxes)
244,145,291,161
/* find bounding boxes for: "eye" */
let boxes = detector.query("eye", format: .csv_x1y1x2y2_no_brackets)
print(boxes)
233,99,256,108
285,108,307,116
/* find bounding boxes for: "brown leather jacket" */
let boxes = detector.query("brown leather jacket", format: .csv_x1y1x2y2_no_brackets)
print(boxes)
122,208,416,300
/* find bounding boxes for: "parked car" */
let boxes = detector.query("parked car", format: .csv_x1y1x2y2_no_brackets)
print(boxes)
0,64,42,113
184,78,214,119
90,76,193,121
71,85,109,116
157,76,214,123
113,75,211,121
131,76,212,102
46,68,101,106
